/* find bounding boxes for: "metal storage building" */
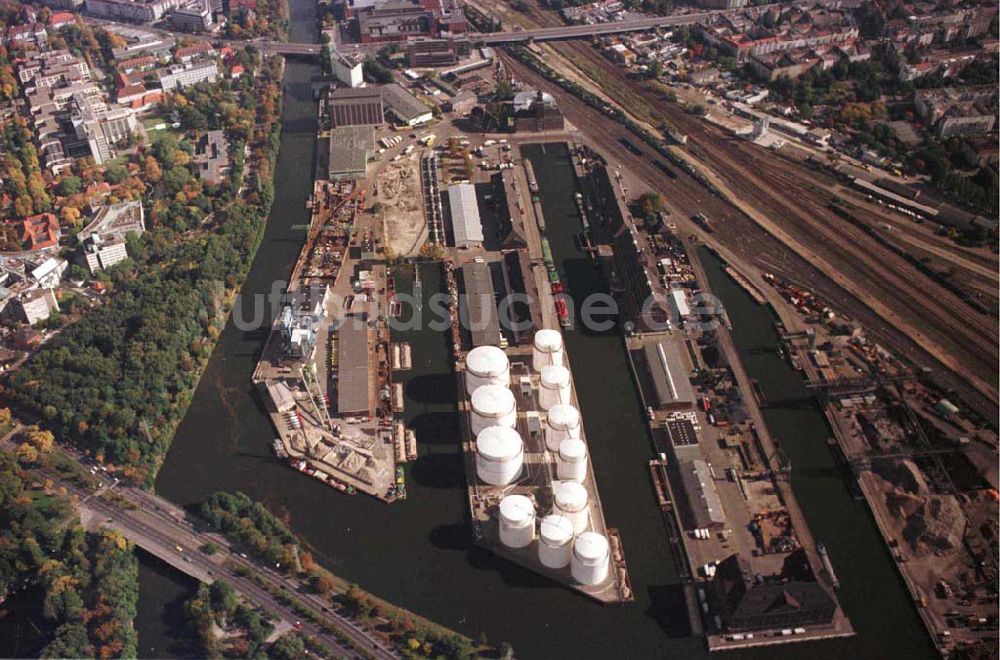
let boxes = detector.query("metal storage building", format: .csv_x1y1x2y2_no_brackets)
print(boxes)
448,183,483,247
679,459,726,528
381,83,433,126
461,261,501,347
336,315,370,416
327,87,383,127
643,338,695,410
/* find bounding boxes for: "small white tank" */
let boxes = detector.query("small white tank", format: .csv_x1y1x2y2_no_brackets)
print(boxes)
538,364,571,411
544,404,581,452
532,329,564,372
465,345,511,395
571,532,610,585
498,494,535,548
470,385,516,436
552,480,590,534
537,514,575,568
557,438,588,482
476,425,524,486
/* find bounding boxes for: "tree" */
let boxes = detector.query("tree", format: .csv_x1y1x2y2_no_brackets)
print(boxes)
103,163,127,185
310,573,335,595
60,206,81,227
143,156,162,183
16,442,38,464
56,176,82,196
25,427,55,453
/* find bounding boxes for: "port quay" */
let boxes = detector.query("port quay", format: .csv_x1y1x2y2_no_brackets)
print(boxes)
248,133,859,647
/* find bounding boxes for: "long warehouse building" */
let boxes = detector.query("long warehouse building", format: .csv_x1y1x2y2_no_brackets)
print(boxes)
643,338,695,410
448,182,483,248
336,315,371,416
461,261,501,347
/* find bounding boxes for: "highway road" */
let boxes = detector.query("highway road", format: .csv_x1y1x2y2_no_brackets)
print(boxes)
52,461,399,660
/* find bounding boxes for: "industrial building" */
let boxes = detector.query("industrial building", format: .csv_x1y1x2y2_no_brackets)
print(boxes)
328,125,374,181
511,90,565,133
279,305,318,359
406,37,470,67
329,47,364,88
461,260,501,347
381,83,433,126
345,0,467,44
610,225,668,331
336,315,371,416
642,338,695,410
677,458,726,528
447,183,483,248
327,87,384,127
710,550,837,632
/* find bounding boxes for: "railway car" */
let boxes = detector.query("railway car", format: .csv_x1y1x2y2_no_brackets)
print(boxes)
618,137,643,156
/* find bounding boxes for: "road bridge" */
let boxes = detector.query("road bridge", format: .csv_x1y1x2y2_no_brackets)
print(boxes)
65,477,398,659
256,6,756,55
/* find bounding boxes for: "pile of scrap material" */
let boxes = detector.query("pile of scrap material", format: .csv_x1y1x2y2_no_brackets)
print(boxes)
872,460,965,558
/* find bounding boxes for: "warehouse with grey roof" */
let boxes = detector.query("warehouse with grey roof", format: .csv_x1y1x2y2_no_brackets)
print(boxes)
461,260,501,347
643,338,696,410
336,315,371,416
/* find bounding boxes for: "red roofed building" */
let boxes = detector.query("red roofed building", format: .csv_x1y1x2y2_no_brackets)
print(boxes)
229,0,258,14
229,63,244,79
48,12,76,30
19,213,61,251
174,41,215,63
117,55,156,74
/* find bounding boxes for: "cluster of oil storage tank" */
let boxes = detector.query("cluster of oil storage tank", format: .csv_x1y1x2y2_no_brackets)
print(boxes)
465,331,608,586
467,345,524,485
496,492,610,586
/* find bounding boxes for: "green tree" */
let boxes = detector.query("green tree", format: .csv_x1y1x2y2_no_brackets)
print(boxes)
56,176,82,196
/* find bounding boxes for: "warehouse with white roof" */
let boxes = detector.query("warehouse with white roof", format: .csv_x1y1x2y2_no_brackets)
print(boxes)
448,183,484,248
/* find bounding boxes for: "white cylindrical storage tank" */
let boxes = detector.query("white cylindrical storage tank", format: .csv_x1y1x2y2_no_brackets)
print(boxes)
470,385,516,437
544,404,581,452
537,514,575,568
557,438,588,482
571,532,610,585
498,494,535,548
532,329,564,372
552,480,590,534
465,345,510,396
538,364,571,411
476,426,524,486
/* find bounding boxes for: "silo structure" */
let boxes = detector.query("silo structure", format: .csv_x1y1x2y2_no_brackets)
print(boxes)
552,480,590,534
476,425,524,486
470,385,516,436
465,345,511,396
532,329,564,372
571,532,610,585
544,404,581,452
557,438,588,482
537,514,575,569
498,494,536,548
538,365,571,411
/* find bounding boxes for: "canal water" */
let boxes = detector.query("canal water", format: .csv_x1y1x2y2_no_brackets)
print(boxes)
695,243,935,660
131,2,934,650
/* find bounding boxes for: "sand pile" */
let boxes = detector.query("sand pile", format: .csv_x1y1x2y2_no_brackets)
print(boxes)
873,460,966,558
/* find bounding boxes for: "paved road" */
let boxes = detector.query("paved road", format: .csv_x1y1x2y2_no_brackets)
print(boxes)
55,463,398,660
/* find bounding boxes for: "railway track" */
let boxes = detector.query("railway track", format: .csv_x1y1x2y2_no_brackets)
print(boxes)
521,35,998,400
499,46,999,418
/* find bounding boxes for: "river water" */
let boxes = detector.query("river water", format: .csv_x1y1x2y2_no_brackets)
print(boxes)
134,6,933,655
